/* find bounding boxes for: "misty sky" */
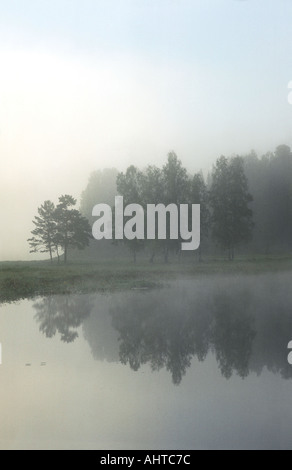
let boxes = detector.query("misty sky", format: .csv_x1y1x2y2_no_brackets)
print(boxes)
1,0,292,260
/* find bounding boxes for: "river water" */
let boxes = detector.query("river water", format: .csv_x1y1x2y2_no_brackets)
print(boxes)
1,272,292,449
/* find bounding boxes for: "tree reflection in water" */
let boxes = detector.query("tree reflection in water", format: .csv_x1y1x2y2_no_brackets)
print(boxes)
211,291,256,379
33,275,292,385
34,295,93,343
110,288,255,384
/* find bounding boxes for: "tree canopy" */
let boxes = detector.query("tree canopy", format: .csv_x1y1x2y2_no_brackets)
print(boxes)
28,195,91,263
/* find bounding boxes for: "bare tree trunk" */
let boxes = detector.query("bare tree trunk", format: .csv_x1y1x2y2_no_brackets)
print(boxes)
49,247,53,264
56,245,60,264
64,232,68,264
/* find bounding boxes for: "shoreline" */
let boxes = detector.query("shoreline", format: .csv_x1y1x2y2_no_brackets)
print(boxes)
0,256,292,304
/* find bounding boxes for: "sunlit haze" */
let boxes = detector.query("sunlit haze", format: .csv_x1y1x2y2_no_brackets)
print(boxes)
1,0,292,260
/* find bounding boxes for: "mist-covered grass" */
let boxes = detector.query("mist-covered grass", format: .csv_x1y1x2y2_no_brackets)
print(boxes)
0,255,292,304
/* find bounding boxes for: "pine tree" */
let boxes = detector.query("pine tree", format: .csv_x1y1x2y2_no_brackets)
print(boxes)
161,152,190,262
116,166,145,263
54,195,92,264
210,156,253,260
29,196,92,264
28,201,57,262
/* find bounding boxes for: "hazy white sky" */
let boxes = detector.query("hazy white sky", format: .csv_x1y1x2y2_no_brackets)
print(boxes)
1,0,292,260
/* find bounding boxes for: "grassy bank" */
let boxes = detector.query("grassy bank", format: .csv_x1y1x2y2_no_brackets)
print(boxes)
0,255,292,303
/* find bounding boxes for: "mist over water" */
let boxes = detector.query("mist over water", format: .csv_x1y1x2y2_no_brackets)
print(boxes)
33,272,292,384
2,272,292,449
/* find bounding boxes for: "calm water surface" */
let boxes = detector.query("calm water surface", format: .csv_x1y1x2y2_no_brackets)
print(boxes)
1,272,292,450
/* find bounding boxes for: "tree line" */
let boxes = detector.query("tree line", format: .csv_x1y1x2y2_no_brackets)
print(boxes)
29,143,292,263
81,144,292,261
112,152,253,262
244,145,292,253
81,151,254,262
